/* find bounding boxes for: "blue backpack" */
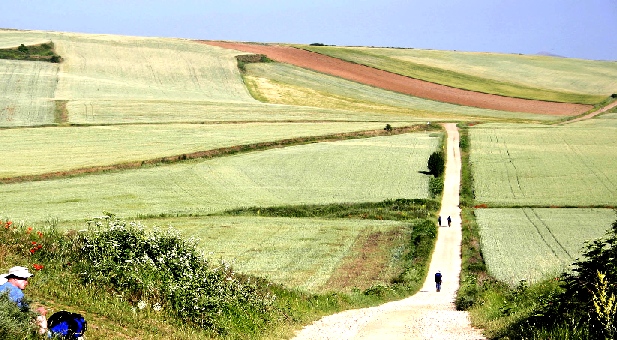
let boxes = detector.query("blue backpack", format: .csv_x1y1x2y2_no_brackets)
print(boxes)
48,310,87,339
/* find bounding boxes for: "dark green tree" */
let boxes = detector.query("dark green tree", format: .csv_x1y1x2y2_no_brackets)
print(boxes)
427,151,445,177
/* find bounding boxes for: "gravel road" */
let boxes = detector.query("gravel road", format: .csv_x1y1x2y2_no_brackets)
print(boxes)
291,124,485,340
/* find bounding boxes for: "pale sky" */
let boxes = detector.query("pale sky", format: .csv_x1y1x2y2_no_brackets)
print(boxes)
1,0,616,61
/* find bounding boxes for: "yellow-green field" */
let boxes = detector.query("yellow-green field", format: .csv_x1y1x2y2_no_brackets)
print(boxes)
470,115,617,206
475,208,616,285
297,45,616,103
127,215,408,292
0,132,438,224
245,62,559,122
0,59,58,126
0,122,390,178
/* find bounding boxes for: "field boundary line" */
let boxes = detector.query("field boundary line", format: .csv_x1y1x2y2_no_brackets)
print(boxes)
0,125,429,184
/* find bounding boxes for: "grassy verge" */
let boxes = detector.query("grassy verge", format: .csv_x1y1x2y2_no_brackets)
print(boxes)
1,198,439,339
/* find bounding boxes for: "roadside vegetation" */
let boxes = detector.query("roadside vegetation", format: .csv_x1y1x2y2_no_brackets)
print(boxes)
0,198,439,339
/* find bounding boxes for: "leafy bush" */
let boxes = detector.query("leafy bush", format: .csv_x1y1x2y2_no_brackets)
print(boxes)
75,217,279,335
428,177,444,198
0,293,38,339
427,151,445,177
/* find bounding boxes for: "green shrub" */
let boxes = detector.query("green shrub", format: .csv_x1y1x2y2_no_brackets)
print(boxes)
0,293,38,339
75,217,279,335
428,177,444,198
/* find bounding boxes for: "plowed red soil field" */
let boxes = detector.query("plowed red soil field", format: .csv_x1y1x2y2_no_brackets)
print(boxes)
202,41,592,116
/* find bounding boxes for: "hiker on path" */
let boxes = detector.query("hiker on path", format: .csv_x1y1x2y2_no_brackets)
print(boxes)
437,216,442,227
0,266,48,335
447,216,452,227
435,271,442,292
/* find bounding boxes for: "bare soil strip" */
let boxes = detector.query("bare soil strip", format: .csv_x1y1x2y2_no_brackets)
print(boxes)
291,124,485,339
202,41,591,116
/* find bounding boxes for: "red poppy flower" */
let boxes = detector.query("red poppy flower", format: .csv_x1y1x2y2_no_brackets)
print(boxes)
32,264,44,271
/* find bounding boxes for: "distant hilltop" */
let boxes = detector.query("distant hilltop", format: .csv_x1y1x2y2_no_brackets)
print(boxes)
536,51,565,58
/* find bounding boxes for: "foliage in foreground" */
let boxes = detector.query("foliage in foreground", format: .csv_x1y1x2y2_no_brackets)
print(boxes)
0,293,39,339
78,217,279,336
0,199,439,339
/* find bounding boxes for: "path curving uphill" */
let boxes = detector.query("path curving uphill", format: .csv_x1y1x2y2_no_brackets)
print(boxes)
291,124,485,340
202,41,591,116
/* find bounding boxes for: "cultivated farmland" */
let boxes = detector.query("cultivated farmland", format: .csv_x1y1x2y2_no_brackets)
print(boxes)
205,41,591,115
2,28,617,322
298,45,616,103
0,122,389,178
0,59,58,126
245,62,558,122
131,215,408,291
470,115,617,206
0,132,439,224
475,208,616,285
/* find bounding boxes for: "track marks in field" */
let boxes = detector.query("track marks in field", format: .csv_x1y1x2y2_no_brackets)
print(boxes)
523,208,573,262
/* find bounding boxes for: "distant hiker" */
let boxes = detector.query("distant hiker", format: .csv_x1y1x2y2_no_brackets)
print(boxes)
437,216,442,227
435,270,442,292
0,266,48,335
447,216,452,227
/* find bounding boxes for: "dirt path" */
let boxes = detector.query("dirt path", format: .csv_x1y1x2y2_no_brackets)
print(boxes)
291,123,485,339
561,100,617,124
202,41,590,116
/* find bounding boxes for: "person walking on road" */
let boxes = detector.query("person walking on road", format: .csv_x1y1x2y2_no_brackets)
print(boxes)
447,216,452,227
437,216,442,227
435,270,442,292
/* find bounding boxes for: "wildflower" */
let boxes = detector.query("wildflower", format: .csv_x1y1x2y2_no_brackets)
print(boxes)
32,264,44,271
29,248,36,254
26,227,33,234
153,303,162,312
37,231,43,238
137,300,147,310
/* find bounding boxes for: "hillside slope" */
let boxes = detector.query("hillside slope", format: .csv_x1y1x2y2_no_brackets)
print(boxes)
202,41,591,116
